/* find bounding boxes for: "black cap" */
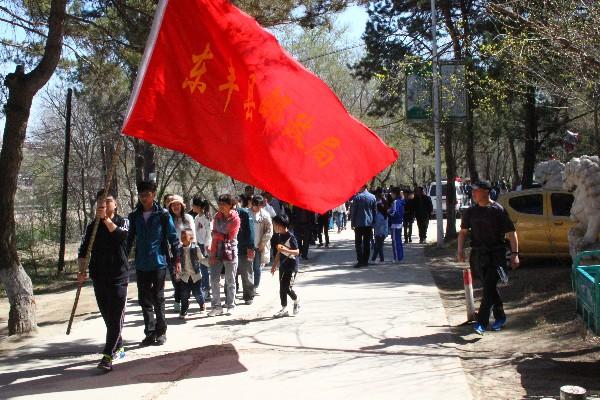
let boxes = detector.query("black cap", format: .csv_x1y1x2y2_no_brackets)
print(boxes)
472,180,492,191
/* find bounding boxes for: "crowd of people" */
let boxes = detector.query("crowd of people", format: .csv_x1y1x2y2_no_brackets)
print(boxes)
77,180,440,372
348,185,434,267
77,182,304,372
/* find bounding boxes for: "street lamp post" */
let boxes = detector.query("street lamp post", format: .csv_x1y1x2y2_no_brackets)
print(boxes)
431,0,444,247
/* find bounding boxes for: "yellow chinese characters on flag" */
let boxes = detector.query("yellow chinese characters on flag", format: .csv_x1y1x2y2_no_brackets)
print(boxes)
122,0,398,213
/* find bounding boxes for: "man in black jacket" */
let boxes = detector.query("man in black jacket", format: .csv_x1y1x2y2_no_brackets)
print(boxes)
290,206,314,260
78,190,130,372
413,186,433,243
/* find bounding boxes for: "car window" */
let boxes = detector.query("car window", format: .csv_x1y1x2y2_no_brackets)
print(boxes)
430,184,448,197
550,193,574,217
508,194,543,215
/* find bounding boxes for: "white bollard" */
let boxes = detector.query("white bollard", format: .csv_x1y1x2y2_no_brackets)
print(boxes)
560,385,587,400
463,268,477,322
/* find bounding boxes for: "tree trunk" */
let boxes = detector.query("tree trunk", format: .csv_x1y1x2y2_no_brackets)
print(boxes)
508,136,521,189
143,141,156,182
134,138,144,185
522,86,537,188
594,96,600,155
0,0,67,335
465,93,479,181
443,125,457,240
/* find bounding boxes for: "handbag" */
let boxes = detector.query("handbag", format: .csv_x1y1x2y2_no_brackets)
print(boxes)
222,234,235,262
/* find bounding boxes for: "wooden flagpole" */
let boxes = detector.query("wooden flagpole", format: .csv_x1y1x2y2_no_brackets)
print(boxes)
66,140,123,335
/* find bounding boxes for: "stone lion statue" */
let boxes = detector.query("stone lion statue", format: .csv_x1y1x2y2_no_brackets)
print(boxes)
534,160,565,190
563,155,600,258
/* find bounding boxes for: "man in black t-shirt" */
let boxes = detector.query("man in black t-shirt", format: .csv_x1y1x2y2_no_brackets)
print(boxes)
457,180,520,335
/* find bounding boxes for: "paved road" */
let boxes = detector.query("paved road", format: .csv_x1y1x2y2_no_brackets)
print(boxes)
0,226,472,400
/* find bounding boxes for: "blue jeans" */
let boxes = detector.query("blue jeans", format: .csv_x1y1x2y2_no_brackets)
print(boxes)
180,277,204,314
198,244,210,294
253,251,262,289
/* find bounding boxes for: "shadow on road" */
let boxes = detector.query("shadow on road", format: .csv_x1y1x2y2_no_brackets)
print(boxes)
0,343,247,398
515,347,600,398
300,237,435,289
360,333,481,350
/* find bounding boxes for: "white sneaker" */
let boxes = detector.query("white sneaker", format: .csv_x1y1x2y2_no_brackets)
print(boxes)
208,308,223,317
226,307,235,316
273,308,289,318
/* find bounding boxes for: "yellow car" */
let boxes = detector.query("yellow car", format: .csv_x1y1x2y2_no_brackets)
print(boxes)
497,189,575,257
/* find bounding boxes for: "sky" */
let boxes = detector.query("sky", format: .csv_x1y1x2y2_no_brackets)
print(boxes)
336,4,369,43
0,4,370,138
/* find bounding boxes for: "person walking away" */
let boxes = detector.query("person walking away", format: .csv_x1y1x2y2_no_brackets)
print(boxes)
317,210,332,247
271,215,301,318
236,199,256,307
177,229,205,319
194,199,212,301
388,187,405,262
251,195,273,295
333,203,346,233
126,181,181,347
208,194,241,316
350,184,377,267
403,190,415,243
167,195,195,313
457,180,520,335
78,190,129,372
413,186,433,244
371,202,389,263
290,206,314,260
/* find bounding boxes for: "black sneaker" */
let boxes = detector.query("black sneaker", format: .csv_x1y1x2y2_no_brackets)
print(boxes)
141,334,156,347
155,334,167,346
97,355,113,372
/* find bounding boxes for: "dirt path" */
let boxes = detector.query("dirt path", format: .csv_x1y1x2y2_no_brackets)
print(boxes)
426,245,600,399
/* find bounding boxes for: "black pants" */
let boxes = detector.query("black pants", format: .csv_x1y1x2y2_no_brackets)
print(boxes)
167,265,181,303
294,226,311,258
471,249,506,326
354,226,373,265
279,270,297,307
371,235,385,261
136,269,167,337
416,217,429,241
317,220,329,246
403,218,414,242
93,279,128,357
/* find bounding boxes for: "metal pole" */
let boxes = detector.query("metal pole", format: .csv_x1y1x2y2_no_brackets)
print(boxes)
58,88,72,272
431,0,444,247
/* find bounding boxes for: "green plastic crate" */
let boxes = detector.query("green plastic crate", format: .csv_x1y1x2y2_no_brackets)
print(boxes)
574,265,600,334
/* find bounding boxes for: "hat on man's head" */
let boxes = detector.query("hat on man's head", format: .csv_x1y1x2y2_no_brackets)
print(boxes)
472,180,492,191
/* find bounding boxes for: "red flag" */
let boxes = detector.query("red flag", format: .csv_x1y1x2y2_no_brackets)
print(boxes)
122,0,398,213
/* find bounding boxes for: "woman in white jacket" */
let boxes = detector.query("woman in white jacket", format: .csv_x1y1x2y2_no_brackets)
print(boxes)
194,199,212,300
250,195,273,293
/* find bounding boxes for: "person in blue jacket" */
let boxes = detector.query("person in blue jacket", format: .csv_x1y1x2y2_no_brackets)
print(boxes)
371,202,389,263
126,181,181,347
388,187,405,262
